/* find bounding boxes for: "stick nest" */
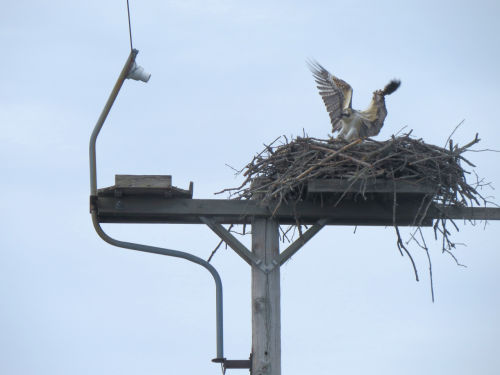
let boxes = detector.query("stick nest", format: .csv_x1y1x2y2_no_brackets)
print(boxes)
220,132,486,211
216,132,493,300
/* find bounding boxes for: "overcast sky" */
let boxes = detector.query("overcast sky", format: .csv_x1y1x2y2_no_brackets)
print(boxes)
1,1,500,374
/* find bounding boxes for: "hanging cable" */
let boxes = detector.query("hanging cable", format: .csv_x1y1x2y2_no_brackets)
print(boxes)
126,0,134,50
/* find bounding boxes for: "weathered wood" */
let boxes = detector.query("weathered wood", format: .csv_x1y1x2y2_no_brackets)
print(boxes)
200,216,259,267
252,218,280,375
95,197,434,226
115,175,172,188
278,219,327,265
435,206,500,220
98,175,192,198
308,178,436,194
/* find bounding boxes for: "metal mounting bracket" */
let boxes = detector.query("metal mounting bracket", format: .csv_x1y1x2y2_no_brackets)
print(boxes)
212,354,252,372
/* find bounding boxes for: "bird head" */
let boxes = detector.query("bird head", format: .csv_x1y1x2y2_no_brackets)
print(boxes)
342,108,352,117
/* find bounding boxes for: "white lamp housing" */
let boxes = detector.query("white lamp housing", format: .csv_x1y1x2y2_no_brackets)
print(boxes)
127,62,151,82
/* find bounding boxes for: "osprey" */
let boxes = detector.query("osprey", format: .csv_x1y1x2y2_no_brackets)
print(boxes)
308,60,401,141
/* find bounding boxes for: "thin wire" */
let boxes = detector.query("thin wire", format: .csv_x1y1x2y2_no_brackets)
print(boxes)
126,0,133,50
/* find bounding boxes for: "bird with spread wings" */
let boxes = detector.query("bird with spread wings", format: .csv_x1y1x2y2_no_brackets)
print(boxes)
308,60,401,142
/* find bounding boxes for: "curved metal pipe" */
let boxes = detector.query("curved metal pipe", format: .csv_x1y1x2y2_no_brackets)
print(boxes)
89,50,225,361
91,212,224,359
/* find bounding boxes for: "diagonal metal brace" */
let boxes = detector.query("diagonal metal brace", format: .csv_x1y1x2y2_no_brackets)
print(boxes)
200,216,262,268
278,219,328,266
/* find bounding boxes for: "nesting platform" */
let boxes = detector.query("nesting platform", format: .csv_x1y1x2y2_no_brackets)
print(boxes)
306,178,435,196
92,174,451,226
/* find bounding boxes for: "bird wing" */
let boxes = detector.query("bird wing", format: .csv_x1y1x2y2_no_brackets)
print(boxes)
358,92,387,137
308,60,353,131
358,79,400,137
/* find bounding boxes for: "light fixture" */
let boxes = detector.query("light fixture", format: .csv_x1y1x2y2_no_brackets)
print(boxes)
127,61,151,82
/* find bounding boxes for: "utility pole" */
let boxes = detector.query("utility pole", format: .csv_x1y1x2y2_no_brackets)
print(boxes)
92,178,500,374
89,49,500,375
91,177,500,374
252,218,280,375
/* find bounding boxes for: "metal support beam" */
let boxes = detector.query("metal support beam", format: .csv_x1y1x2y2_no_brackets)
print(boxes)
278,219,327,266
223,359,252,370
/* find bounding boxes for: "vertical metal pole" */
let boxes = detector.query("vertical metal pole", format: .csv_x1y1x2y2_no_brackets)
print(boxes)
251,218,281,375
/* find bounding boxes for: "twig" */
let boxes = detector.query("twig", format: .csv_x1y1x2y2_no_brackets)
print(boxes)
207,224,234,262
444,119,465,148
418,228,435,302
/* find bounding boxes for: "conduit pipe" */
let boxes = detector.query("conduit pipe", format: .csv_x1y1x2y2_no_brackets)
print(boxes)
89,49,224,361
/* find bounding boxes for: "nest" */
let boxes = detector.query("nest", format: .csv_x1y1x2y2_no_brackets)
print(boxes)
221,132,485,208
217,132,492,300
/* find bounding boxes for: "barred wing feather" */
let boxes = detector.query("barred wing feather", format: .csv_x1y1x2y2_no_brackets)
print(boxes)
307,60,353,131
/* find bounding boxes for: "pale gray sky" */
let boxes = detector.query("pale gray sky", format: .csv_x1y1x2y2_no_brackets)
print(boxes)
1,1,500,374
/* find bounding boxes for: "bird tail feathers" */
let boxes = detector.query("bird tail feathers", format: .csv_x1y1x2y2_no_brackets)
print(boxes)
382,80,401,96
